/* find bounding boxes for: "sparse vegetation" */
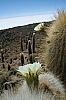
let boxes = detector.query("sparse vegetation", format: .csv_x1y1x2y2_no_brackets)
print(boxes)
0,9,66,100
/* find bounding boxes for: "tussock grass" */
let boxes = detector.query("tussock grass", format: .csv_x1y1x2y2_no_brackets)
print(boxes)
47,9,66,36
54,9,66,26
46,9,66,87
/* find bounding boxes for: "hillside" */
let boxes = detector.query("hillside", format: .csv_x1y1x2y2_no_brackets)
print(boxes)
0,21,52,93
0,22,52,65
0,10,66,99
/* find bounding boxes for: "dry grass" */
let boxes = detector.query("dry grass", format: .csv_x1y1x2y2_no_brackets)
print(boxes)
46,9,66,87
47,9,66,36
54,9,66,26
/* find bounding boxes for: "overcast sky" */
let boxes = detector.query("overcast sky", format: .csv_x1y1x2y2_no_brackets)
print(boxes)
0,0,66,30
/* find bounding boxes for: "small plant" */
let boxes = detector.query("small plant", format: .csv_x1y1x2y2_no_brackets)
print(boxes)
29,54,33,64
1,49,4,63
8,63,11,71
10,58,12,64
32,33,35,53
2,63,5,68
28,40,33,63
28,40,32,55
20,52,24,66
21,38,23,51
25,37,28,49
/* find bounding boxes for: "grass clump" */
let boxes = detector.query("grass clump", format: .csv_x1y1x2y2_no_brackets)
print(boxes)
46,9,66,87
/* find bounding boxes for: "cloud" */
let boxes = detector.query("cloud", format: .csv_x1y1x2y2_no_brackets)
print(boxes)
0,13,54,30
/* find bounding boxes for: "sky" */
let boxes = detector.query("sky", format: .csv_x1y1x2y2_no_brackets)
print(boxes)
0,0,66,30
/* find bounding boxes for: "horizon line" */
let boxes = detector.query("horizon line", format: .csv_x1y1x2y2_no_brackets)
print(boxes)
0,13,54,19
